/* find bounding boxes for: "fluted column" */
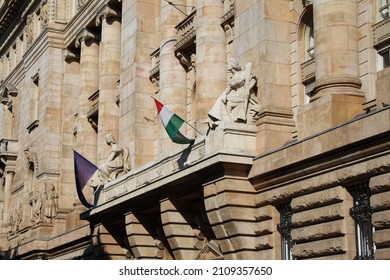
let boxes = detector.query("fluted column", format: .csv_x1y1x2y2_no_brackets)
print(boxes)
96,6,121,164
75,29,100,164
158,0,187,154
195,0,227,133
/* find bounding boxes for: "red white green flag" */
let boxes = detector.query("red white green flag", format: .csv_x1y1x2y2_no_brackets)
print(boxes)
153,97,195,145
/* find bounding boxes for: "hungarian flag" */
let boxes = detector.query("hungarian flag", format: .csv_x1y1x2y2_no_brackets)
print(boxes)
153,97,195,145
73,150,98,208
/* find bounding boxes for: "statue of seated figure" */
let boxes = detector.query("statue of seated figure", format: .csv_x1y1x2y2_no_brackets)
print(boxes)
89,134,131,189
207,58,260,129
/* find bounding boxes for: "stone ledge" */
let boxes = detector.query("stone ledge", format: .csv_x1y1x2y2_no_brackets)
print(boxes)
250,107,390,189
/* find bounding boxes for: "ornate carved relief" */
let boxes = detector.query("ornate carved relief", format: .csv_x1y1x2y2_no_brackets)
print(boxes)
25,14,34,48
39,0,49,28
77,0,87,10
43,183,58,223
30,191,42,225
24,148,40,175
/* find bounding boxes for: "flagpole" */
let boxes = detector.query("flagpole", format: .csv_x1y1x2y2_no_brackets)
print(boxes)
151,96,203,136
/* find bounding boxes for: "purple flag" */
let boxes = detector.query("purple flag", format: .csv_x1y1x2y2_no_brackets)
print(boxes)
73,150,98,208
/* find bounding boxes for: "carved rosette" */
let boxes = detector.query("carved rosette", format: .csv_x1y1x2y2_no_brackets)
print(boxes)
95,5,121,26
75,28,100,48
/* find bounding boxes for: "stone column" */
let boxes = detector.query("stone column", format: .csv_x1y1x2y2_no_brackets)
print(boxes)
158,0,187,155
96,6,121,164
3,169,15,230
297,0,365,139
195,0,227,133
75,29,100,164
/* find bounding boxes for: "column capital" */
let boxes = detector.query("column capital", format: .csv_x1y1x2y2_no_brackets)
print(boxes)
95,5,121,26
75,28,100,48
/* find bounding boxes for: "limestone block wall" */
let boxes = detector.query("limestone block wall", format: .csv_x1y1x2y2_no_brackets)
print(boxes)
291,186,355,259
370,173,390,259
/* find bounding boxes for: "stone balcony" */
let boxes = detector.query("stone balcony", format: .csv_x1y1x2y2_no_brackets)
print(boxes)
373,17,390,48
85,123,257,212
174,10,196,51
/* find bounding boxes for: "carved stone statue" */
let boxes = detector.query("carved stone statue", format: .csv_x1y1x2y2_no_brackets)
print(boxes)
43,184,58,223
31,192,42,225
89,134,131,189
207,58,260,129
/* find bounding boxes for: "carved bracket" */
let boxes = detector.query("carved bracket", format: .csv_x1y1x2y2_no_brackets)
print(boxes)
0,83,18,112
75,28,100,48
96,5,121,26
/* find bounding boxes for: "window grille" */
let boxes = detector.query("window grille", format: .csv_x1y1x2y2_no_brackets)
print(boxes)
349,182,375,260
277,203,294,260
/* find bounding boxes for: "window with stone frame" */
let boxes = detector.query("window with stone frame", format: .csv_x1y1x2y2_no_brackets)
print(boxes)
300,5,315,103
378,47,390,69
277,202,294,260
379,0,390,20
348,182,375,260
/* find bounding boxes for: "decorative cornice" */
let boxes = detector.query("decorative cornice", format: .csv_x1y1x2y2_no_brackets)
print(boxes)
95,5,121,26
75,28,99,48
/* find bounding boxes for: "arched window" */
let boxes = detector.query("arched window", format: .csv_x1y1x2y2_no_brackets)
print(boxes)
299,5,315,103
304,16,314,61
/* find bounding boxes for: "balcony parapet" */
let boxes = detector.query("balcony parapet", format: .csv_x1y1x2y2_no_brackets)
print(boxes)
373,17,390,48
174,10,196,51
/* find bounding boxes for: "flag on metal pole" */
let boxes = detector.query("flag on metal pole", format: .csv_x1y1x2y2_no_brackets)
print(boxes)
73,150,98,208
152,97,195,145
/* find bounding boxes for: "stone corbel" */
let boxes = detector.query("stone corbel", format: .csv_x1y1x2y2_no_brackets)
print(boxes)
175,50,195,72
63,48,80,63
95,5,121,26
223,22,234,44
0,83,18,112
75,28,100,48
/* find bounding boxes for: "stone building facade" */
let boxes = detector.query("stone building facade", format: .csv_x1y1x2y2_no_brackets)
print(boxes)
0,0,389,260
